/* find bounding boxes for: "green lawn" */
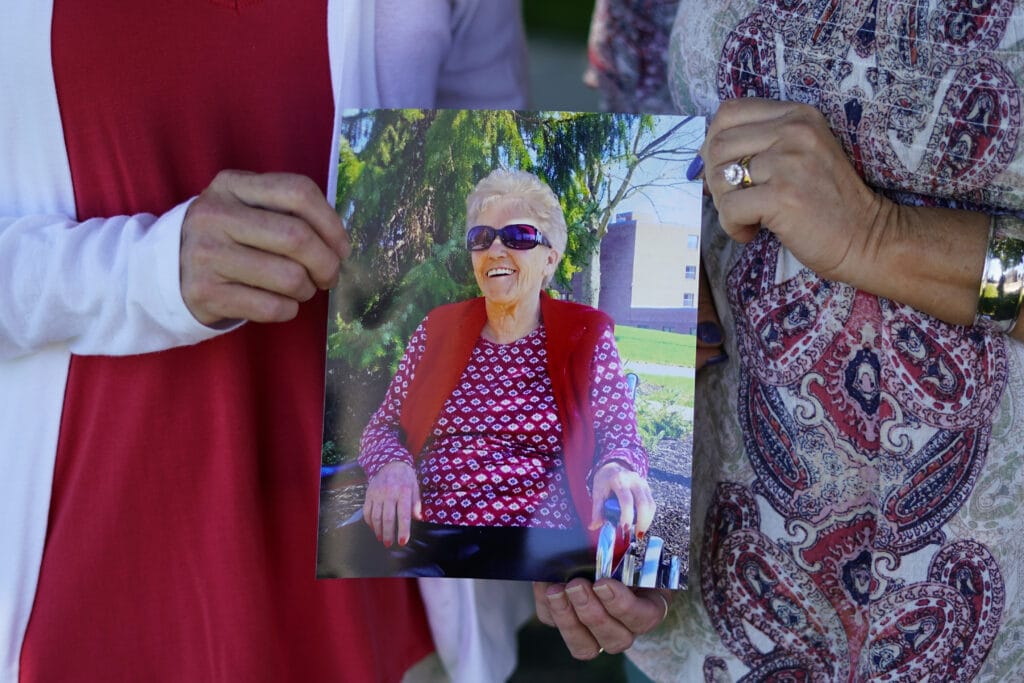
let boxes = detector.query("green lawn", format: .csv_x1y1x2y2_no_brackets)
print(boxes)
613,326,696,411
636,373,694,408
614,325,695,368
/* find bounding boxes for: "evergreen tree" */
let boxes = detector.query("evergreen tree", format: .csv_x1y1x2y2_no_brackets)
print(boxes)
323,109,699,462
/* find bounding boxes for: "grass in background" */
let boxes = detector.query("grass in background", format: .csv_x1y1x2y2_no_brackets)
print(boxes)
636,373,694,407
615,325,695,368
614,326,696,451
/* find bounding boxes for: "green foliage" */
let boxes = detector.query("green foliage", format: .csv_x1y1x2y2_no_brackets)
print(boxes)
522,0,595,40
323,110,700,455
322,440,342,466
333,110,699,311
336,137,364,207
635,390,692,454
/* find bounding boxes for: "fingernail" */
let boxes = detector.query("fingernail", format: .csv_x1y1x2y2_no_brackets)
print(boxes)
566,585,588,605
637,530,645,540
383,539,392,548
686,154,705,181
705,353,729,367
593,584,613,600
697,321,723,345
547,590,568,608
398,536,408,546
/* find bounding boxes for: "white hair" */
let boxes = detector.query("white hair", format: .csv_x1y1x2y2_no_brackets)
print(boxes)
465,169,568,255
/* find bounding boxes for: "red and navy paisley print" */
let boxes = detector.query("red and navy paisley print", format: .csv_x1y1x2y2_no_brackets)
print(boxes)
718,0,1021,205
701,1,1019,679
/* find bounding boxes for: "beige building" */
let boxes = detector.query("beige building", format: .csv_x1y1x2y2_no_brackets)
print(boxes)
597,211,701,334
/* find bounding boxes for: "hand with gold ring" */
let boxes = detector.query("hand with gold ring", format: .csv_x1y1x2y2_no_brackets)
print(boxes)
701,97,894,285
532,578,672,660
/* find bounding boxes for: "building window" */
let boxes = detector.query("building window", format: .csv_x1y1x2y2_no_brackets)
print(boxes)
683,293,695,307
687,234,699,249
685,265,697,280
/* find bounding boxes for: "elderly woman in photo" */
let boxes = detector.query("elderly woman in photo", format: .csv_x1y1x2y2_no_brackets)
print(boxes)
356,168,655,580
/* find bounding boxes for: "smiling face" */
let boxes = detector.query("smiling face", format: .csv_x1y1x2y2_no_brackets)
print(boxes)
469,201,559,310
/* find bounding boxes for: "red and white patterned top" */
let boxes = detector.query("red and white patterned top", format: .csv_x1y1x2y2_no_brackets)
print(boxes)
360,322,647,529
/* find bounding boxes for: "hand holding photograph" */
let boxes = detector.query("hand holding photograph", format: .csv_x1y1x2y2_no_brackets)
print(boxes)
317,109,703,588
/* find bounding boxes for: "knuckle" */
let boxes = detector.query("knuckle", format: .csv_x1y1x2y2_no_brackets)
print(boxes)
281,174,319,205
209,169,249,195
606,635,635,653
317,258,342,286
186,236,223,270
216,168,245,183
259,296,298,322
778,116,813,141
181,276,215,308
277,219,313,254
278,261,312,297
705,134,730,163
535,612,555,627
716,98,743,121
790,101,823,123
184,195,223,231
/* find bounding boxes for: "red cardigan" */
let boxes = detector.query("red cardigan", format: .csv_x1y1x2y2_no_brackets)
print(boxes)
398,293,615,536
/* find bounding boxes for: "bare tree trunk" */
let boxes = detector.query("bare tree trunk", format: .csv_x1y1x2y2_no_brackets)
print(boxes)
576,241,602,308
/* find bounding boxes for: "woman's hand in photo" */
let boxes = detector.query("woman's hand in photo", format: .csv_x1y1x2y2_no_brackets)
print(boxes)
590,462,656,536
362,461,421,547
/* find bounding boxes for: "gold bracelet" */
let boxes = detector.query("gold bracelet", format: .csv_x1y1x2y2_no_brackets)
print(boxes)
976,215,1024,334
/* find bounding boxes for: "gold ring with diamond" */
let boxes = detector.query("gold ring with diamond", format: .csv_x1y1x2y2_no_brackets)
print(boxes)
723,156,753,188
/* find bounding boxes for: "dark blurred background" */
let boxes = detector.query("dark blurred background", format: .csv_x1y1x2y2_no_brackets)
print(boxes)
523,0,600,112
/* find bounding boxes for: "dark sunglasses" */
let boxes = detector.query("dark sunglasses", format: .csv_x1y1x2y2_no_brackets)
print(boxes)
466,223,552,251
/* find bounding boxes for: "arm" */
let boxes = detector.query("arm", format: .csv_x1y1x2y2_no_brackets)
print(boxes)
358,322,429,546
1,171,349,361
703,99,1005,337
0,203,214,361
589,327,648,475
437,0,529,109
373,0,528,111
586,326,656,534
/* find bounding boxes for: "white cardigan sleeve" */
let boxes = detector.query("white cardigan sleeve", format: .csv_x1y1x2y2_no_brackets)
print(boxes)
0,3,226,362
0,203,225,361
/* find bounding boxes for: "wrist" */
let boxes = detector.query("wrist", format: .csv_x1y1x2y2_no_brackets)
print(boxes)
832,193,899,292
843,202,989,326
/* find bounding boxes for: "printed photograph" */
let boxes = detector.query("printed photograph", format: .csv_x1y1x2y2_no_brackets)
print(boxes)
317,109,704,588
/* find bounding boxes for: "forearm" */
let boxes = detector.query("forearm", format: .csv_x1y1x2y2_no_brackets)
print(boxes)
358,419,415,479
358,322,428,478
593,448,648,479
0,201,224,360
588,327,649,476
839,201,1004,336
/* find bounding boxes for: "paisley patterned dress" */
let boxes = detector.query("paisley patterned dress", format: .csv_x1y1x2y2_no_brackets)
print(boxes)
605,1,1024,680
